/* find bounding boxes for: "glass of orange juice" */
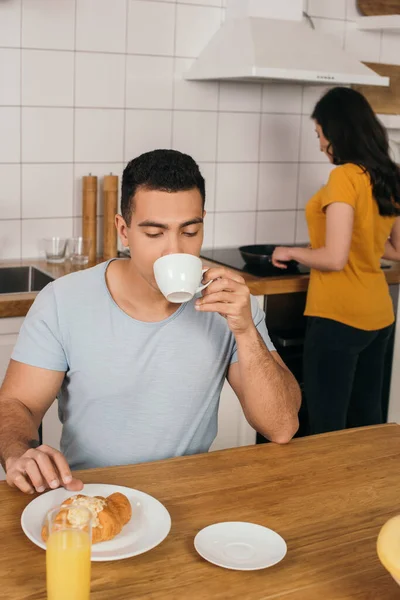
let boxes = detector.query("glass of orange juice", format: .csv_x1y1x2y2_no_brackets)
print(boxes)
46,504,92,600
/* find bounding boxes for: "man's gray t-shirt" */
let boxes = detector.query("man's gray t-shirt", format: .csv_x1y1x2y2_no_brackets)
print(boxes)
12,260,275,470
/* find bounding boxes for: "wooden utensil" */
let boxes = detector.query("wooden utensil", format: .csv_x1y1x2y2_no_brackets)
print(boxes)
103,174,119,260
82,175,97,263
357,0,400,15
353,63,400,114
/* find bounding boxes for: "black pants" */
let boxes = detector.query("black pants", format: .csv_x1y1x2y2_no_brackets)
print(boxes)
303,317,394,435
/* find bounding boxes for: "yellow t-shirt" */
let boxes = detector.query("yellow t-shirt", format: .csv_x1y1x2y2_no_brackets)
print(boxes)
305,163,395,331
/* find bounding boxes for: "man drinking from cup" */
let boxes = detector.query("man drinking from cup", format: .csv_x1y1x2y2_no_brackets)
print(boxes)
0,149,300,495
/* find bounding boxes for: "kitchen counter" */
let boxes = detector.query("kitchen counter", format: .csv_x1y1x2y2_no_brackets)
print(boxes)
1,424,399,599
2,257,400,318
0,258,101,318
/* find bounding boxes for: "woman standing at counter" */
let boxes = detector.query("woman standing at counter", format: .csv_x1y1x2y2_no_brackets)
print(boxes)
272,87,400,435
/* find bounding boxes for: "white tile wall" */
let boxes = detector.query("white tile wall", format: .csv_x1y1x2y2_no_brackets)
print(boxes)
174,58,219,110
0,49,20,105
219,83,262,112
199,162,216,213
0,220,21,259
260,114,301,162
215,163,258,212
76,0,127,53
203,212,214,249
214,212,256,248
0,108,20,163
125,109,172,160
126,56,174,109
128,1,175,56
173,111,218,162
22,108,74,162
217,113,260,162
22,50,74,106
22,0,75,51
22,164,74,218
256,211,297,244
258,163,299,211
0,0,396,258
262,83,302,114
75,53,126,108
0,0,21,47
75,109,124,162
0,165,21,219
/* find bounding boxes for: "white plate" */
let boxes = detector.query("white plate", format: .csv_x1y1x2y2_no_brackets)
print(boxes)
194,522,287,571
21,483,171,561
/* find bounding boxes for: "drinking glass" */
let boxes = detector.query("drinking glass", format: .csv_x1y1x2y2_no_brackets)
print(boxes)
46,504,92,600
67,237,92,265
43,238,67,264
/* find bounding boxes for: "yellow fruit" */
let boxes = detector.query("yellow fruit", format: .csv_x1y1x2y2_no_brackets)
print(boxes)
377,515,400,582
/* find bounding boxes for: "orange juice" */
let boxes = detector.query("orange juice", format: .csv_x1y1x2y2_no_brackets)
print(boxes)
46,529,91,600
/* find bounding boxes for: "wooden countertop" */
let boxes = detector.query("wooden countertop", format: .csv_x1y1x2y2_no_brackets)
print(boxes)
0,258,101,318
202,259,400,296
2,257,400,318
1,424,400,599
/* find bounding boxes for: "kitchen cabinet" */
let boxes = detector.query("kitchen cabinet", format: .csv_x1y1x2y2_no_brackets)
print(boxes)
0,318,24,481
210,379,256,452
210,296,264,452
0,317,62,481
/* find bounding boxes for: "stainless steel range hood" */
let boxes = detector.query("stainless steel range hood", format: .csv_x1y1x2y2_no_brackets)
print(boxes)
185,0,389,87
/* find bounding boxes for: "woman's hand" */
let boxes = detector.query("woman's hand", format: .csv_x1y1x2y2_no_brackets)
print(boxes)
271,247,294,269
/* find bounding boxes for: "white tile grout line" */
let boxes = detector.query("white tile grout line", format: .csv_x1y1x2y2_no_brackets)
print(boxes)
72,0,77,236
122,0,130,165
0,160,330,166
294,86,306,244
1,104,313,117
170,0,179,149
19,0,23,258
209,2,224,248
254,83,264,244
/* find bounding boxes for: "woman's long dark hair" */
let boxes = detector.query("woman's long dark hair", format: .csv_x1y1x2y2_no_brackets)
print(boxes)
312,87,400,217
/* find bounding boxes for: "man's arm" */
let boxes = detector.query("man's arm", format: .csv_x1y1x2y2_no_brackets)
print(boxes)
196,267,300,444
227,335,300,444
0,359,83,494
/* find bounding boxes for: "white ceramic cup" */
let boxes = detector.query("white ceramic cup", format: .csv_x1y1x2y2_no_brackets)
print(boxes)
153,253,212,303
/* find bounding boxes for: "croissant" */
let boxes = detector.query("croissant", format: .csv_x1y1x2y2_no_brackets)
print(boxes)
42,492,132,544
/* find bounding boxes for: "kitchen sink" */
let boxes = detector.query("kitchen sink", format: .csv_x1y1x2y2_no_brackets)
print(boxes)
0,266,54,295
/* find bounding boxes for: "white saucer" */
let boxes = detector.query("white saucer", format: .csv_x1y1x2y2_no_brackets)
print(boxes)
194,522,287,571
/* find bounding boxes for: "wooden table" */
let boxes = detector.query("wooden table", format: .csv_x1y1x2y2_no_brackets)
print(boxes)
1,425,400,599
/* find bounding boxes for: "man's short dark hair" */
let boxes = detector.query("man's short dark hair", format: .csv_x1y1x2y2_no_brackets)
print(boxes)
121,149,206,226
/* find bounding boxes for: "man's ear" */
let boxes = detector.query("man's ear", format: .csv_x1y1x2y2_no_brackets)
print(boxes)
115,214,129,248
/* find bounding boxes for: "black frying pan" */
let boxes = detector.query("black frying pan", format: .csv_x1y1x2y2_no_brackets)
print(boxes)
239,245,282,266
